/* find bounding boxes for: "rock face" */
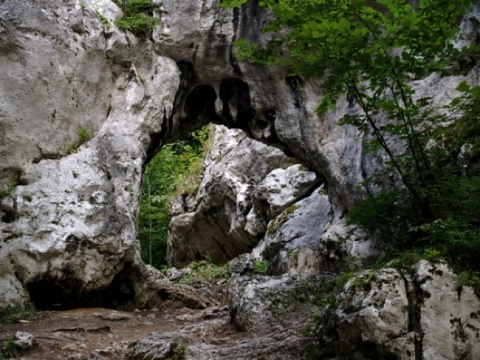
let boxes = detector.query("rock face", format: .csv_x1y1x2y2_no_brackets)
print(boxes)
0,0,184,309
229,274,321,334
334,261,480,359
0,1,480,359
168,125,320,267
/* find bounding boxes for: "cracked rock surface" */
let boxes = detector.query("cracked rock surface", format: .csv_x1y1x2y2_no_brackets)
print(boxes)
0,1,480,359
335,261,480,359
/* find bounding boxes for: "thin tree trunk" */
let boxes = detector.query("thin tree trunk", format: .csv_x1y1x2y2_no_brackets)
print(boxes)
146,174,152,266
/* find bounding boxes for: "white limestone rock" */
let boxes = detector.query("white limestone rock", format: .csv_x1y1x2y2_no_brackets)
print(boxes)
228,253,254,276
0,0,180,308
415,261,480,360
334,261,480,359
13,331,38,350
0,10,478,360
229,274,325,335
167,125,319,267
0,245,28,306
125,332,191,360
335,269,410,358
251,188,333,274
255,164,318,217
271,247,326,276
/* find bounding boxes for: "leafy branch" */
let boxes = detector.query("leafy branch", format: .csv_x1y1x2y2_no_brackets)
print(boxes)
219,0,480,274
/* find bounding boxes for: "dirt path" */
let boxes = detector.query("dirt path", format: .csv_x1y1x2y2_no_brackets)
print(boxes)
0,305,240,359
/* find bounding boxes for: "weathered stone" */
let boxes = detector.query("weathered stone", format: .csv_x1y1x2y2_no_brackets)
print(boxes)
228,253,254,276
334,261,480,359
0,0,188,310
335,268,410,359
229,274,326,335
0,7,478,360
165,267,191,282
415,261,480,360
251,188,332,274
184,332,304,360
129,264,217,311
14,331,38,350
254,164,319,218
127,326,304,360
125,332,191,360
167,125,318,267
271,247,326,276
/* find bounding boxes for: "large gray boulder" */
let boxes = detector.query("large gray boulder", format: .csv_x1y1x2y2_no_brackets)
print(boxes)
168,125,320,267
334,261,480,359
0,0,182,309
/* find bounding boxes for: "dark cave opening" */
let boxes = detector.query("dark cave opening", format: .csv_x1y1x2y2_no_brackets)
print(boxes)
219,78,254,131
183,84,218,126
27,263,136,311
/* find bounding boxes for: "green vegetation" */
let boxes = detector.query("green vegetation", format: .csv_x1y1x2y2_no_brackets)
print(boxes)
78,127,94,144
0,168,23,199
253,259,268,275
219,0,480,283
0,339,17,360
266,204,299,236
114,0,160,36
65,126,94,155
458,271,480,293
139,126,212,269
170,259,230,284
0,302,38,325
169,338,186,359
93,6,112,29
217,1,480,355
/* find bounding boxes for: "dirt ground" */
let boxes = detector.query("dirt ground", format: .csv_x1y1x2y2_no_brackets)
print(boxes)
0,305,241,359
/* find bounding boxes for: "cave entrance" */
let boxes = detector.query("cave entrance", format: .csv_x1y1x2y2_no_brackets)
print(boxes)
139,76,254,270
27,263,136,311
139,125,213,270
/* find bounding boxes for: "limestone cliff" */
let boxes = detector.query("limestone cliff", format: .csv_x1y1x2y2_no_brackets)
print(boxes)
0,0,373,309
0,0,479,359
168,125,321,268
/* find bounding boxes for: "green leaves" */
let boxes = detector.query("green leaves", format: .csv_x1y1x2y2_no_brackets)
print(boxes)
218,0,248,8
139,126,212,268
114,0,160,36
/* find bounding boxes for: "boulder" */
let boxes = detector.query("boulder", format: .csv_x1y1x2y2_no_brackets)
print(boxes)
167,125,319,267
229,274,332,335
334,261,480,359
125,332,191,360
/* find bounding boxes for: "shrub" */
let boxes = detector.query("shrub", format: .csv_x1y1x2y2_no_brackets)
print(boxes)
253,259,268,275
114,0,160,36
177,260,230,283
1,339,17,360
0,302,38,324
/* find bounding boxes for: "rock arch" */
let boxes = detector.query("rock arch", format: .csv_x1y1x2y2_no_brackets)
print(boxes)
0,0,375,310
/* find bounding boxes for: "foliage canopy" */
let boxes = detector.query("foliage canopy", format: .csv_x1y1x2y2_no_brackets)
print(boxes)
219,0,480,278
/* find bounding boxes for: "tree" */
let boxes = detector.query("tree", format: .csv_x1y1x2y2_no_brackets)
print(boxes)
219,0,480,274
